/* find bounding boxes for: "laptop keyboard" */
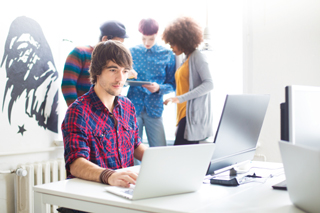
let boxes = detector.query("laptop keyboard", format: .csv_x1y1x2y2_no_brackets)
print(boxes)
124,189,134,195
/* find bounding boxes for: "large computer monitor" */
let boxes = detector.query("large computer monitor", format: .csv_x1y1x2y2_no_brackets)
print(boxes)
280,85,320,145
206,94,270,175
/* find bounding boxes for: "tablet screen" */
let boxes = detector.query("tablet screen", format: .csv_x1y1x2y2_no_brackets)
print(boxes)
126,80,152,86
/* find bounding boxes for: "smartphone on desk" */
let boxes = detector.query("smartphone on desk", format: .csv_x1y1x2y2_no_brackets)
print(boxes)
272,180,287,190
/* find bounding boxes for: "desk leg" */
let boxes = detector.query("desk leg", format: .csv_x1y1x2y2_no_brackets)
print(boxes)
34,191,46,213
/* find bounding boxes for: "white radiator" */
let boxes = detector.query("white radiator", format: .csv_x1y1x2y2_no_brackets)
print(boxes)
15,159,66,213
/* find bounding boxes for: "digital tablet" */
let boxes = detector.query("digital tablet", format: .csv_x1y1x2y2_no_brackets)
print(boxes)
126,80,152,86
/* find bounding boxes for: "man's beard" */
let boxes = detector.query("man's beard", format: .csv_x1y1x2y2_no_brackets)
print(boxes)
105,85,122,96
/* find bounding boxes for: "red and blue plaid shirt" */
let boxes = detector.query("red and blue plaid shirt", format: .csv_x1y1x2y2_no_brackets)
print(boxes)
62,86,141,178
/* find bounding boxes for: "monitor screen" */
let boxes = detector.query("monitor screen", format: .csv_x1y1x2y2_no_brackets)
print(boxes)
207,94,270,175
281,85,320,145
280,86,289,141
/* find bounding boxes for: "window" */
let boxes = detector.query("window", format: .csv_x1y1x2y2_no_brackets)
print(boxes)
59,0,243,143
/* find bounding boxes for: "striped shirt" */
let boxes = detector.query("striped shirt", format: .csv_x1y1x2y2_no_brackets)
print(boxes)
61,45,93,106
62,86,141,178
127,44,176,118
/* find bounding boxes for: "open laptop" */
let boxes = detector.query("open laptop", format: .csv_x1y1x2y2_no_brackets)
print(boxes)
105,143,215,200
279,141,320,213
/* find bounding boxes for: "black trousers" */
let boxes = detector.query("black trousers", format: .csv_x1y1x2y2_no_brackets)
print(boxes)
174,117,199,145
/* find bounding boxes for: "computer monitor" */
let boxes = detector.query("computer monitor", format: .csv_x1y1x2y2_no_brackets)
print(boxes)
280,85,320,145
206,94,270,175
280,87,289,141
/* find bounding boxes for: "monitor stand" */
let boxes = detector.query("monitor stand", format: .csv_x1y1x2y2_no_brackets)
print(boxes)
212,160,252,175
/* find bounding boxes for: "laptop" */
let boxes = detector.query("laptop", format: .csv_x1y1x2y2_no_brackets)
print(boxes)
105,143,215,200
279,141,320,213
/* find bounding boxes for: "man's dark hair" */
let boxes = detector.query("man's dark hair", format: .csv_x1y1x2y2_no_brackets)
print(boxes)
89,40,132,84
162,17,203,56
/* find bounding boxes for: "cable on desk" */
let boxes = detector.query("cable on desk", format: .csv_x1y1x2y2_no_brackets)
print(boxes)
206,165,285,186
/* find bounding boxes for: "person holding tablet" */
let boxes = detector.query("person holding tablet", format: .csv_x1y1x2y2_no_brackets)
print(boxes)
127,18,176,148
162,17,214,145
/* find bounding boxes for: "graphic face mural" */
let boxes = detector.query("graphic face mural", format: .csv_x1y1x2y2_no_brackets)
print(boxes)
1,16,59,133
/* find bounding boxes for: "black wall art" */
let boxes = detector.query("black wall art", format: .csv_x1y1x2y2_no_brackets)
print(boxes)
1,16,59,133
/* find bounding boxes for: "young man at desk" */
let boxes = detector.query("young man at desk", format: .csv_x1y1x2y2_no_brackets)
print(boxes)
61,41,147,194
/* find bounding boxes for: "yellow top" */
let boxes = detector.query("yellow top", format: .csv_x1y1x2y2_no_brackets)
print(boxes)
175,58,189,126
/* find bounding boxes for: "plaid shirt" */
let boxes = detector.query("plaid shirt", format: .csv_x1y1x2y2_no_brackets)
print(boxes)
62,86,141,178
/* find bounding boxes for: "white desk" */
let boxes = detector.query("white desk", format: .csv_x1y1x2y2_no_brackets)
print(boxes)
33,162,305,213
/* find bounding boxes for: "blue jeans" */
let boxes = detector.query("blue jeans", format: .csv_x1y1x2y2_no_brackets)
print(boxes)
137,110,167,147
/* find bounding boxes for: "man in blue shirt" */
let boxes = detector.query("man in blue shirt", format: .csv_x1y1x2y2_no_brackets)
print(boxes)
127,18,176,147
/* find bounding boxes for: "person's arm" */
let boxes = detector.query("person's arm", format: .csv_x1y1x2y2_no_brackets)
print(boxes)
128,69,138,79
142,50,176,94
163,97,180,105
130,99,146,162
70,157,104,182
61,47,82,106
134,143,147,161
70,157,138,187
164,51,213,105
177,51,213,103
159,51,176,94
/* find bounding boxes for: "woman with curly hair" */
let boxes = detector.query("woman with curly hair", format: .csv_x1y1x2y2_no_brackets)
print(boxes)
163,16,214,145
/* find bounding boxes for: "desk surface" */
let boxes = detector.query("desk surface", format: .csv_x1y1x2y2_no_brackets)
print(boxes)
33,162,305,213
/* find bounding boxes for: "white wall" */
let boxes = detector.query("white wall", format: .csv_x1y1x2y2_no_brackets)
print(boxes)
0,2,66,212
245,0,320,162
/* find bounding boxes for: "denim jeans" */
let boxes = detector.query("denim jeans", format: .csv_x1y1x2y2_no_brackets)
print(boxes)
137,110,167,147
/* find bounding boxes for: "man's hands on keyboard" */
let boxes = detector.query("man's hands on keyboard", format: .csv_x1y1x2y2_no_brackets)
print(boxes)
108,171,139,188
